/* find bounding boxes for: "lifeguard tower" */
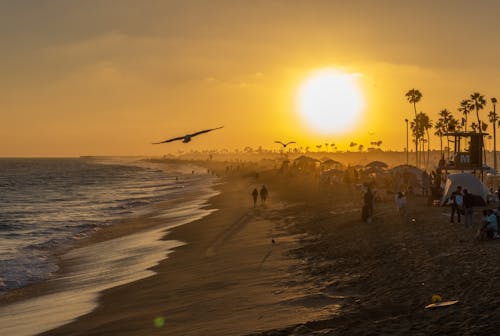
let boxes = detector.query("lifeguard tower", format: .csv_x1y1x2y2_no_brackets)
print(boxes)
443,131,488,172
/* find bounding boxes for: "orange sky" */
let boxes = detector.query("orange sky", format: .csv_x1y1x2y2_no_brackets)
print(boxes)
2,1,500,156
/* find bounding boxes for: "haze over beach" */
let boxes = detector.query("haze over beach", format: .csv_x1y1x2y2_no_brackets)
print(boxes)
3,1,500,336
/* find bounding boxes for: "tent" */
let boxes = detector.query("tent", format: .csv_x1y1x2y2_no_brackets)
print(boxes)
441,173,489,206
365,160,388,169
390,164,423,176
293,155,320,171
321,159,343,170
389,164,426,195
293,155,319,163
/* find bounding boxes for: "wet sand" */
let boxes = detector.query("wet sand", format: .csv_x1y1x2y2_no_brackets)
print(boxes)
3,162,500,335
31,165,334,335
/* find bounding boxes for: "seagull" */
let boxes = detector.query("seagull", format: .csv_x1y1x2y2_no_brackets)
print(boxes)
153,126,224,144
275,141,296,148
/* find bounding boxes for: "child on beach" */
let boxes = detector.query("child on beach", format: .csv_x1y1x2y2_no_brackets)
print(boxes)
395,192,407,215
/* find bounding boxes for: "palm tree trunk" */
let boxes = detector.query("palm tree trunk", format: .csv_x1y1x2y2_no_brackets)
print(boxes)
426,129,431,170
413,102,418,167
420,140,424,167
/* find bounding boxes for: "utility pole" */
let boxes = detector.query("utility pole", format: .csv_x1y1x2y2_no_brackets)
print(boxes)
492,97,498,172
405,118,409,165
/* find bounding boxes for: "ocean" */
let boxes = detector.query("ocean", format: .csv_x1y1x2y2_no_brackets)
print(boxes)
0,157,218,294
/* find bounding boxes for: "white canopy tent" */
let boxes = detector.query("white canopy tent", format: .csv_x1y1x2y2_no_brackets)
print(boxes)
441,173,489,206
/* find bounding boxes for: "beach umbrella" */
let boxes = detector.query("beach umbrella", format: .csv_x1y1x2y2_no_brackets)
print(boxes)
390,164,423,173
322,159,342,165
321,159,343,169
293,155,319,163
365,161,388,169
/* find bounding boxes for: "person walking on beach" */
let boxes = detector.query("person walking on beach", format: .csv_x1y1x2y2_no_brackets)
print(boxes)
463,188,474,228
450,185,463,223
260,185,269,205
395,191,407,216
252,188,259,207
362,185,374,222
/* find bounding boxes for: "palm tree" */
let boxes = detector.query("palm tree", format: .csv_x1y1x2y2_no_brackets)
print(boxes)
436,109,455,158
434,119,445,153
470,92,487,127
488,110,497,128
406,89,423,166
458,99,473,131
410,117,424,166
471,122,478,132
469,92,488,166
448,117,460,132
414,112,432,169
437,109,454,130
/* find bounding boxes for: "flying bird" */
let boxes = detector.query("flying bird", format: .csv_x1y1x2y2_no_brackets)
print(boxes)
153,126,224,144
274,141,296,148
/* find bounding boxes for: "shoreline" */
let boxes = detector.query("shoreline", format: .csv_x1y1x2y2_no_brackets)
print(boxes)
37,165,335,335
0,163,220,335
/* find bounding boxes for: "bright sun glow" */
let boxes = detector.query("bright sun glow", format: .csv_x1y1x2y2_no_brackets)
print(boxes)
297,69,364,134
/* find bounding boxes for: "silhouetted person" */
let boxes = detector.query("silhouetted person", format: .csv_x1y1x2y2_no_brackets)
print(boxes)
478,209,499,240
395,191,407,215
450,185,463,223
438,154,445,171
252,188,258,207
260,185,269,205
362,185,374,222
463,188,474,228
422,171,430,196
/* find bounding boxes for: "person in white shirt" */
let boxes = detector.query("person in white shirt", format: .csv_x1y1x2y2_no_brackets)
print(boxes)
395,191,407,215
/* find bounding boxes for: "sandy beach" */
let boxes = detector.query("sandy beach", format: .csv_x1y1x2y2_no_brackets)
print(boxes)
2,161,500,336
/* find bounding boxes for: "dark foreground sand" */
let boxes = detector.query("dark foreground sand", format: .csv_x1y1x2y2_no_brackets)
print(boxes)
3,162,500,336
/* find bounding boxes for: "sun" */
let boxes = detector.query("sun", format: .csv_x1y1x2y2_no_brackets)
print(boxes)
296,69,364,134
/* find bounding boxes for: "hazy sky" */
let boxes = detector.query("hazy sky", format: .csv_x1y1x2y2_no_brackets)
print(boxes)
3,0,500,156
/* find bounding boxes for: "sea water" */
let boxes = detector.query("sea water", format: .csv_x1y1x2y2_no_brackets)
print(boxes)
0,157,217,294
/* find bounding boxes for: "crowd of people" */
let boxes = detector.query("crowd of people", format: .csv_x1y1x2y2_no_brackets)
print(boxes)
448,184,500,240
359,180,500,241
238,157,500,242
